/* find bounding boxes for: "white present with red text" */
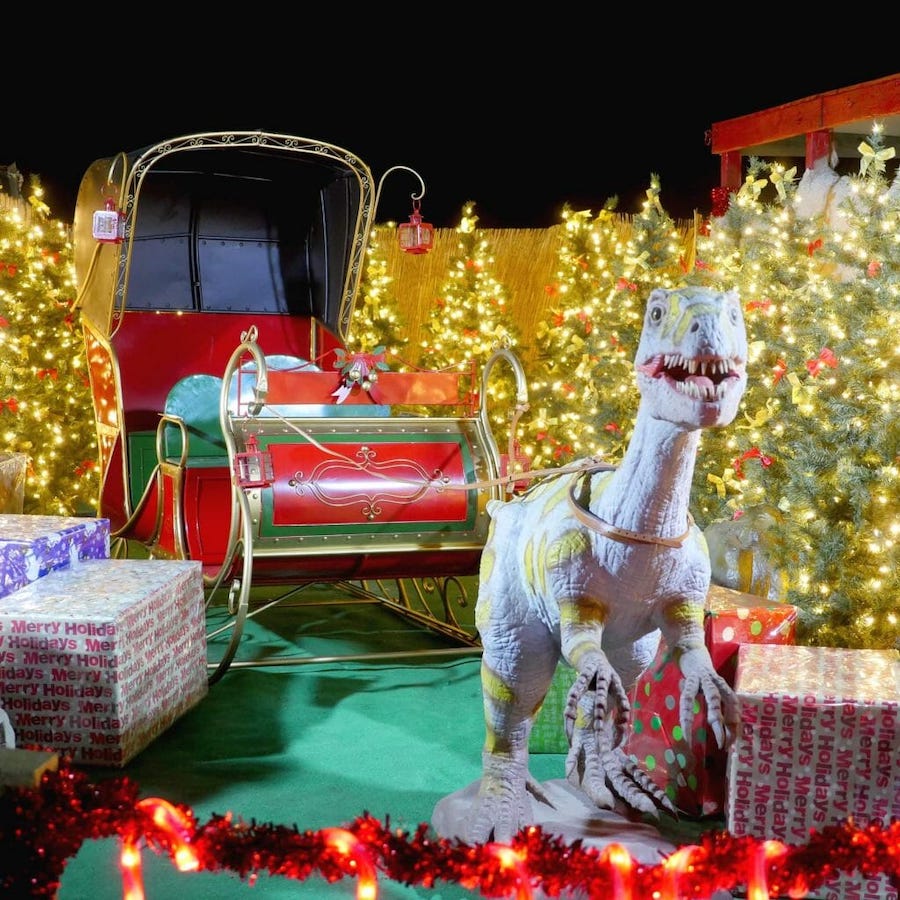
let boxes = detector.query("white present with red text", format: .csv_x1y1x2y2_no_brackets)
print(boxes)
0,558,207,766
726,643,900,900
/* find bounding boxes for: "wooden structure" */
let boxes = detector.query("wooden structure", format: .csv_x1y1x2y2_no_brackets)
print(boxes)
709,73,900,189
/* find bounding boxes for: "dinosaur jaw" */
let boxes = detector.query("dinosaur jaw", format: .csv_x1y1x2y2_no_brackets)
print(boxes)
635,352,747,428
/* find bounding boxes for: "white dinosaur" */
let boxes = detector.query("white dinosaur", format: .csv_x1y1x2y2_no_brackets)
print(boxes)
467,285,747,843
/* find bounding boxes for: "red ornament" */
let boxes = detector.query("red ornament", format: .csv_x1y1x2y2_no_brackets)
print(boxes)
710,186,732,217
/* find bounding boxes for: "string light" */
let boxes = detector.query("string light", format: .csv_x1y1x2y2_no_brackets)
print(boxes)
2,760,898,899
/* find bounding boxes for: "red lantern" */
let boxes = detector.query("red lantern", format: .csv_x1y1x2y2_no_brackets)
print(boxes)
398,199,434,255
233,434,274,488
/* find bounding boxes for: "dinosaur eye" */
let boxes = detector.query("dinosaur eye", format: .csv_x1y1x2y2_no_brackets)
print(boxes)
728,303,741,325
649,305,664,324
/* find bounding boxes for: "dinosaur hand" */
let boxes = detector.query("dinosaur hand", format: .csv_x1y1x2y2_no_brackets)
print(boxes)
678,647,741,749
563,653,630,747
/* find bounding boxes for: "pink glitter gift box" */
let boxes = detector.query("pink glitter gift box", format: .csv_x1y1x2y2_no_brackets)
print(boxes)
0,558,207,767
727,643,900,900
0,514,110,599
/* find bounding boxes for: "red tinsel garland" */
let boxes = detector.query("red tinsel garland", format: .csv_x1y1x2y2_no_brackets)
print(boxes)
1,760,898,899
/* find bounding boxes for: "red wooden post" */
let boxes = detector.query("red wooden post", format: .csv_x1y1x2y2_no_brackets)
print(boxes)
806,129,832,169
720,151,743,191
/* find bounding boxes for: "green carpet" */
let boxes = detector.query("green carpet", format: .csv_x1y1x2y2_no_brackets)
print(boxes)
49,581,713,899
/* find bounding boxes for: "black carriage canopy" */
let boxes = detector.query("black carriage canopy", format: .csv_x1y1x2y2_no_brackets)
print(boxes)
73,133,374,340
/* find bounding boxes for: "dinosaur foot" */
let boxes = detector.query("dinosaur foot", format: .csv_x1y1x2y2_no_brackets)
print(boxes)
464,754,557,844
566,719,677,819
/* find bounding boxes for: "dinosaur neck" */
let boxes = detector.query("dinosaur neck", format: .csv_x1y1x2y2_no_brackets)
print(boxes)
594,405,700,539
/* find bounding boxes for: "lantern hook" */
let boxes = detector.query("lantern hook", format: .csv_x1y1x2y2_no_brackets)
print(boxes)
374,165,426,219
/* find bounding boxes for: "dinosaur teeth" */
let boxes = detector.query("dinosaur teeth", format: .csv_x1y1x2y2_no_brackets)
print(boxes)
674,378,734,401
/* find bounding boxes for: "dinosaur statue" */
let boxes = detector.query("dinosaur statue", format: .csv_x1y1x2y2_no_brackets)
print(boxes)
466,285,747,843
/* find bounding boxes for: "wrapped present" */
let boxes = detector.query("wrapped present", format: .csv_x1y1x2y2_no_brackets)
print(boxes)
530,587,798,770
529,662,576,754
726,643,900,900
624,587,799,816
0,515,110,599
0,558,207,766
0,453,27,514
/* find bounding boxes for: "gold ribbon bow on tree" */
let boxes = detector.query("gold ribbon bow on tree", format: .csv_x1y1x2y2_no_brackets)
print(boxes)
858,141,896,176
769,166,797,201
741,173,768,200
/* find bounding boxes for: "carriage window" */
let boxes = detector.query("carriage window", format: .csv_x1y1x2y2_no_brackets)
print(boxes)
125,170,316,315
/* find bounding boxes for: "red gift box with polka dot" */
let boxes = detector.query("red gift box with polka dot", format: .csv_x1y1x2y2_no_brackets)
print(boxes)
623,585,799,818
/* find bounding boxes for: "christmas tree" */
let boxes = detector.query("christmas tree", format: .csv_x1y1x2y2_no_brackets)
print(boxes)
0,178,99,516
420,202,522,448
687,130,899,650
345,222,410,362
522,176,687,471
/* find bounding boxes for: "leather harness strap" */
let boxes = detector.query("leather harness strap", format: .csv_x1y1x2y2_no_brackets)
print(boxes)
566,472,692,548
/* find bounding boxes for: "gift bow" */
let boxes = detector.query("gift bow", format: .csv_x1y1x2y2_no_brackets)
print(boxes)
769,166,796,201
708,468,741,499
786,372,816,405
858,141,895,176
806,347,838,377
742,174,767,200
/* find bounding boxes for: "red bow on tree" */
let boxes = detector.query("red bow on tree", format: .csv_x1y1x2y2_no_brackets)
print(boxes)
37,368,58,381
732,446,773,480
806,347,838,377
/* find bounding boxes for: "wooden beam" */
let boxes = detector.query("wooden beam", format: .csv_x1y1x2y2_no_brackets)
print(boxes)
709,74,900,154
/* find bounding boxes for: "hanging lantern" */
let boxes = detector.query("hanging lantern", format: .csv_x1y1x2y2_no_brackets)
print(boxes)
233,434,274,488
398,199,434,255
92,198,124,244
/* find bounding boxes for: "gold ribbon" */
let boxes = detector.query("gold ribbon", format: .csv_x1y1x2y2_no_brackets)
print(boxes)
858,141,895,176
708,468,741,499
786,372,816,405
769,166,797,201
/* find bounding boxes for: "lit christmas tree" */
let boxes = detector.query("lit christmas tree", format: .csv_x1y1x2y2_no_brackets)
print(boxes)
0,178,99,515
421,202,522,447
522,175,686,471
345,222,409,363
689,132,899,650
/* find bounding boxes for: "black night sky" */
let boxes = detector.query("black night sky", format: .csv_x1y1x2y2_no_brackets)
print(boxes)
3,25,895,229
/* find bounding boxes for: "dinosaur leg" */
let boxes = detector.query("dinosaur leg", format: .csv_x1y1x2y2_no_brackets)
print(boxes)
466,622,559,844
564,633,676,816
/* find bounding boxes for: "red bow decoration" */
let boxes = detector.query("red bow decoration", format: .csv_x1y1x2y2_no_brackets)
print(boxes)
551,311,565,328
576,311,592,334
544,283,559,298
37,368,58,381
0,315,8,328
561,382,576,397
1,397,19,414
75,460,97,477
603,422,621,434
694,259,712,270
615,278,637,292
746,297,772,312
1,262,17,277
772,359,788,385
732,447,773,480
464,259,483,271
867,260,882,278
807,238,823,256
806,347,838,377
64,313,76,331
576,257,589,271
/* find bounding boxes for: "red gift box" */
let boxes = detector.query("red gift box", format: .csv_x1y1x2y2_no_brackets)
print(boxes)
624,585,799,817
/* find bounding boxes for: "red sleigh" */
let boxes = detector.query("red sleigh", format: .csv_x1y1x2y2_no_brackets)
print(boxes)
72,131,527,683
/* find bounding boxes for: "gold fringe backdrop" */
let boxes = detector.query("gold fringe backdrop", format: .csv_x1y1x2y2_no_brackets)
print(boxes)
376,217,696,374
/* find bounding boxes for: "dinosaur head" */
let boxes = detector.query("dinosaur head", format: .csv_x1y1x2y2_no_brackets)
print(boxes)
634,287,748,429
